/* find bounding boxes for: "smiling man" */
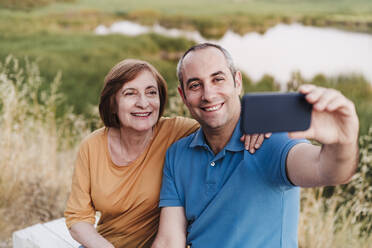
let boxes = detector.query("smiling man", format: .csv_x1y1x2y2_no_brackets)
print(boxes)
176,45,242,153
151,43,359,248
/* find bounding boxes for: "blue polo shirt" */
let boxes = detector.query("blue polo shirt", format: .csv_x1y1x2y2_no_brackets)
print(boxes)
159,119,307,248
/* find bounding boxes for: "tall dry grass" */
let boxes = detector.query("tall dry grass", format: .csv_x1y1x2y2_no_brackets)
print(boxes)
298,127,372,248
0,56,92,247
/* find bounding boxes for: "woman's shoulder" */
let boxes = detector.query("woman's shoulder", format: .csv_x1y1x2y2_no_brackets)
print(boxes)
155,117,199,142
79,127,107,149
157,116,198,130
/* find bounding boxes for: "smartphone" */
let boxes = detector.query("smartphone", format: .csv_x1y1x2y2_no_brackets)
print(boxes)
241,92,312,134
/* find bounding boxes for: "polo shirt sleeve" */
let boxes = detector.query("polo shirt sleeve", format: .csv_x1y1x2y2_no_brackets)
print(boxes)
260,133,308,191
159,147,183,207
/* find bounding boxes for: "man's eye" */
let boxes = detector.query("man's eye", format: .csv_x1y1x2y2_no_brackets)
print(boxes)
189,83,200,90
214,77,224,82
124,92,135,96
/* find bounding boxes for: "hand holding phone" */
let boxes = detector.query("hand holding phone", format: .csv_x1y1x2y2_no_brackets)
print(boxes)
241,92,312,134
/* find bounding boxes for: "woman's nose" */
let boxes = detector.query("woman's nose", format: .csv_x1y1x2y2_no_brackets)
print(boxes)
135,94,149,108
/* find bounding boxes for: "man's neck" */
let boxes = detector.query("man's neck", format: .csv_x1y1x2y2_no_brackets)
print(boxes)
203,113,240,155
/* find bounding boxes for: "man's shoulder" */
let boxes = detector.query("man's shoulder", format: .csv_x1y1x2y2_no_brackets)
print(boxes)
165,131,199,163
266,132,291,144
264,132,308,148
257,132,308,165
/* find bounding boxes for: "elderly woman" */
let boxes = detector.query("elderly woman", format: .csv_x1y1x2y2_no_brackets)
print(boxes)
64,59,266,248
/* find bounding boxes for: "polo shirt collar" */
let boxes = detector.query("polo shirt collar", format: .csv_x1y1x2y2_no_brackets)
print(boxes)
189,127,208,149
225,119,244,152
189,118,244,152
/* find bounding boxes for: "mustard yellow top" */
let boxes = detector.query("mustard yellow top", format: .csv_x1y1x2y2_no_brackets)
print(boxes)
64,117,199,248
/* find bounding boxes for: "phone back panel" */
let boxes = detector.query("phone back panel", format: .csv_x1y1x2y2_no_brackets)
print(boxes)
241,92,312,134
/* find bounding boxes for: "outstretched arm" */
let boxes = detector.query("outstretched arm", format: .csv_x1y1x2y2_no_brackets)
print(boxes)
151,207,187,248
286,84,359,187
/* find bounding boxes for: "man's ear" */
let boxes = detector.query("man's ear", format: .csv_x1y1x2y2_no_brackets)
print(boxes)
234,71,243,94
178,85,187,104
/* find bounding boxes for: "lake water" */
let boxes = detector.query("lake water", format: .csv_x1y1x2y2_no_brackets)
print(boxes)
96,21,372,87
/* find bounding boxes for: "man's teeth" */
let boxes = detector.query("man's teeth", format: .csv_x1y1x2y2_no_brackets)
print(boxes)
205,105,221,112
133,113,150,117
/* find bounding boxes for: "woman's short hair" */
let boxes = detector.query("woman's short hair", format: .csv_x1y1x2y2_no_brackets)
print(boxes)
99,59,167,128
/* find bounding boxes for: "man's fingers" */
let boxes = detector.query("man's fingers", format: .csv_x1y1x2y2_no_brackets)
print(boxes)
301,86,349,113
298,84,316,94
305,87,325,104
326,96,354,116
313,89,340,111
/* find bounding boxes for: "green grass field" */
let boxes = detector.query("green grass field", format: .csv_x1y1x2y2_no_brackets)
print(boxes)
0,30,194,114
5,0,372,16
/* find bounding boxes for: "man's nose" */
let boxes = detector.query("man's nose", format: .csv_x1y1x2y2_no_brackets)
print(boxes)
201,83,216,102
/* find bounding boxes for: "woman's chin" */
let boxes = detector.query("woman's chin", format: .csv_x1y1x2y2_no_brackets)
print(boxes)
124,121,156,133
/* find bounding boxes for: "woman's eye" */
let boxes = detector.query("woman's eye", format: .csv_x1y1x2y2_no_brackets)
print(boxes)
145,90,158,96
124,92,135,96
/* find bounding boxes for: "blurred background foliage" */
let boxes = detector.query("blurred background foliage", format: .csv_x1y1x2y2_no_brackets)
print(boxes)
1,0,371,134
0,0,371,247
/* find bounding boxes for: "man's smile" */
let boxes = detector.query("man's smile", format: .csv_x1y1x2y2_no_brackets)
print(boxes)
201,103,224,112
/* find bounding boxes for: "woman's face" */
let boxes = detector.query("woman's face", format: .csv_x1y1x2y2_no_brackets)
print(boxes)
115,70,160,132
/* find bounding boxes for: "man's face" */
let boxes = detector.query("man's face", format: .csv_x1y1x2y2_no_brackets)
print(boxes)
178,47,242,131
